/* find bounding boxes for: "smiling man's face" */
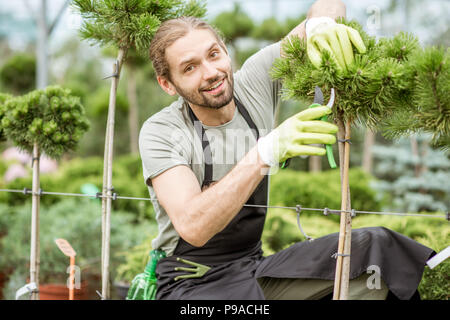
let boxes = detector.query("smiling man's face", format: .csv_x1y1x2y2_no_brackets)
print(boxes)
160,29,234,109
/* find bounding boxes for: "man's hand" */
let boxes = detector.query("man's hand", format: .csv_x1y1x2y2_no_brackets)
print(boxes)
306,17,366,71
257,106,338,167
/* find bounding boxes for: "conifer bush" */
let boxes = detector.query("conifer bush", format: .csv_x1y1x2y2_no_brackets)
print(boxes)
1,86,89,159
271,18,449,149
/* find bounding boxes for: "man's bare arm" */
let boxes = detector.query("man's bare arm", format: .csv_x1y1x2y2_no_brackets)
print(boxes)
281,0,346,56
152,145,269,247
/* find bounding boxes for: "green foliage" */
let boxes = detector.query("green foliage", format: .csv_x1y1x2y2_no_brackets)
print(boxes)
371,136,450,213
86,85,129,117
272,17,449,150
252,14,306,42
211,3,254,43
269,168,382,222
272,18,420,128
252,17,287,42
381,46,450,150
72,0,207,56
0,154,154,222
0,92,12,141
0,199,155,286
0,53,36,95
262,208,339,254
103,45,150,68
1,86,90,159
415,230,450,300
115,235,156,283
234,47,260,69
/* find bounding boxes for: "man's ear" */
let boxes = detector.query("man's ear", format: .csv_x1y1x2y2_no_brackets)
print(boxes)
157,75,177,96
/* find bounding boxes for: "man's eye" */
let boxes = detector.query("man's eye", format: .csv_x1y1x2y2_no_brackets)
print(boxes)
185,65,194,73
211,51,219,58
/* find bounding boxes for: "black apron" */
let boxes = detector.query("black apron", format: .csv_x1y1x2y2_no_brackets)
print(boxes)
155,98,435,300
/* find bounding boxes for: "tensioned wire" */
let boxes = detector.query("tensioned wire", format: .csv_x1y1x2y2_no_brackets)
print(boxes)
0,188,447,220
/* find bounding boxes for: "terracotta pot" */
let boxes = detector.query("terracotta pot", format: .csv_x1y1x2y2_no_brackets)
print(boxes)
39,280,89,300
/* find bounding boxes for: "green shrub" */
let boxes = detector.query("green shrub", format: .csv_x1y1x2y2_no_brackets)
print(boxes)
0,154,154,222
416,230,450,300
0,53,36,95
269,168,382,222
262,208,340,255
0,198,156,290
114,236,156,284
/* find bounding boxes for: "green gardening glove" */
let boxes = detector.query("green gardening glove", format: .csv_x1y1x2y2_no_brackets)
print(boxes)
257,106,338,167
306,17,366,72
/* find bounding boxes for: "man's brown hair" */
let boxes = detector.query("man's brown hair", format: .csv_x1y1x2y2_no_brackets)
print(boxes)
149,16,227,80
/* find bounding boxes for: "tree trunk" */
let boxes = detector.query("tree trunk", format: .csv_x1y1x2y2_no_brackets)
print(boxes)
333,117,352,300
101,47,126,300
309,155,322,172
362,128,376,174
410,136,421,177
126,66,139,154
30,143,40,300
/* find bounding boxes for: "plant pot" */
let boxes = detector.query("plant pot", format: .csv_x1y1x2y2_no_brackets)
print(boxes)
114,281,130,300
0,272,7,300
39,280,89,300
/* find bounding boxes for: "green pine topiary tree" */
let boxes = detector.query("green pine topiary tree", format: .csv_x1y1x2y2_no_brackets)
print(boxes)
381,46,449,151
0,85,89,299
272,19,421,128
271,17,449,299
73,0,207,57
72,0,207,299
1,86,90,159
0,92,12,142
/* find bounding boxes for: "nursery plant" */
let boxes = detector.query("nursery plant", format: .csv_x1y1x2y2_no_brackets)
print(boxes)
271,17,449,299
0,85,89,299
0,93,12,142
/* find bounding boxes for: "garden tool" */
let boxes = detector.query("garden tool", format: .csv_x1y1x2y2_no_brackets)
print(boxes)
54,238,76,300
281,86,337,169
173,258,211,281
126,249,166,300
309,86,337,169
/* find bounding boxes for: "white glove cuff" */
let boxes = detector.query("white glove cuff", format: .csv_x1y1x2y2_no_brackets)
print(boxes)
306,17,336,38
257,132,277,168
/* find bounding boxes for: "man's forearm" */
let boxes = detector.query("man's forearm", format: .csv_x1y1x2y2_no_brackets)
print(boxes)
182,146,269,247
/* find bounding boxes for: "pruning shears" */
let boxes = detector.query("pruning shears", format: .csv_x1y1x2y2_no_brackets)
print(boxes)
281,86,337,169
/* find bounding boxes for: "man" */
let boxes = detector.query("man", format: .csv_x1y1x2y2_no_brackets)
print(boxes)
139,0,434,300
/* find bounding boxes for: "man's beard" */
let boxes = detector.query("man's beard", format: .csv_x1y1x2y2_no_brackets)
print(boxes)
173,73,234,109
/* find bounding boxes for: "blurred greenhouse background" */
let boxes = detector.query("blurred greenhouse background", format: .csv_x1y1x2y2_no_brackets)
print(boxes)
0,0,448,300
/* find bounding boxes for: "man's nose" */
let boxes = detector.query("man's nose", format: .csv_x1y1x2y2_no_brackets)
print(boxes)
201,61,219,81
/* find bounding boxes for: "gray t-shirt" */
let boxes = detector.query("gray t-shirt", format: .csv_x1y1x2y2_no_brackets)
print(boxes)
139,42,282,256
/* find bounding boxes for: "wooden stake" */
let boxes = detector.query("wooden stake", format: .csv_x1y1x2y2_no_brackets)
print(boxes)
30,143,40,300
333,120,352,300
54,238,76,300
69,256,75,300
101,47,126,300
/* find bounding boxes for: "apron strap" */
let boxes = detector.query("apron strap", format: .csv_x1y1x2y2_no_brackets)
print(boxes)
186,97,260,186
187,103,213,184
